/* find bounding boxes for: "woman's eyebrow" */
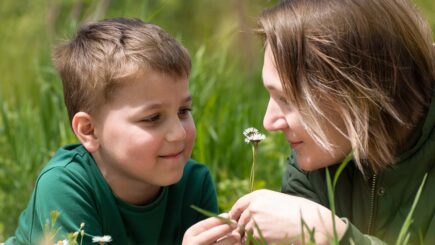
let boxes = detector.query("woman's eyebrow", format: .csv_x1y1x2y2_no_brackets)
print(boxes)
264,84,278,91
182,95,192,103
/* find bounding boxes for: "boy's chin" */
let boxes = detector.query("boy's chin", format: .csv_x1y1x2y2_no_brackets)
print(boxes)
160,171,184,187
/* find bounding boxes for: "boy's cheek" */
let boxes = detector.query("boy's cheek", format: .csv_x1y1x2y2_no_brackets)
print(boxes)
187,120,197,140
186,123,196,155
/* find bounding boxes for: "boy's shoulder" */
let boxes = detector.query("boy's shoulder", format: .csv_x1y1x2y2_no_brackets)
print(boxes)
35,144,97,192
170,159,216,199
40,144,93,175
183,158,210,173
31,143,106,220
167,159,218,222
179,159,213,185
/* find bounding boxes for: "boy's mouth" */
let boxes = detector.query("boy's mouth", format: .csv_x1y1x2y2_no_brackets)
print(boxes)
159,149,184,158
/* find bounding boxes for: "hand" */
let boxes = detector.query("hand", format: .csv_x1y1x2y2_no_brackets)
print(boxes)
229,189,346,244
182,214,241,245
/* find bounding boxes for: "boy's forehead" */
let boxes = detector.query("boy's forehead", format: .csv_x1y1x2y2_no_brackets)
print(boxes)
108,69,190,99
129,68,189,83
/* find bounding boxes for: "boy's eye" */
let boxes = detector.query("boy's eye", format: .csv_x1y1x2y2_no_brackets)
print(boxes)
142,114,161,122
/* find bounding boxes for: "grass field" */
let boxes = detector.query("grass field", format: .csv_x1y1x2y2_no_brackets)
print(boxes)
0,0,433,241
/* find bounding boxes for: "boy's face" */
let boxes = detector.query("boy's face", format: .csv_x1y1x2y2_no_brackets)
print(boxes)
92,70,196,190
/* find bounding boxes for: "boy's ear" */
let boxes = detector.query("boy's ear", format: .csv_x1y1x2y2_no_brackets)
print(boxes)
72,112,99,153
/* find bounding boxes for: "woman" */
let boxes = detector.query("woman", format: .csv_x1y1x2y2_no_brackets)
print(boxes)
229,0,435,244
184,0,434,244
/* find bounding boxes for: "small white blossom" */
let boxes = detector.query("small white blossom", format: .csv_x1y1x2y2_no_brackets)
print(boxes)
243,127,266,144
54,240,68,245
243,127,259,136
92,235,112,243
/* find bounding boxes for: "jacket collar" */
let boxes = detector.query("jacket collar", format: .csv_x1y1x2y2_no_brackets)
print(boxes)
396,85,435,164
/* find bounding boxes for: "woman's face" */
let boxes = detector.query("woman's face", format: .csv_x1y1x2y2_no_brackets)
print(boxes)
262,45,351,171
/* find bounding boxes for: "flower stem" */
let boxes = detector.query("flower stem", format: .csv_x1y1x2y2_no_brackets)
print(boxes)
249,143,258,192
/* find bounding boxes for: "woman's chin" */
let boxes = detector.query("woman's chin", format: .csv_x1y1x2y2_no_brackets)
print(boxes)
296,157,330,172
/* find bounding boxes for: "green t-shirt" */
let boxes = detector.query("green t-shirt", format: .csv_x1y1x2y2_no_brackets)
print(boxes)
6,144,218,245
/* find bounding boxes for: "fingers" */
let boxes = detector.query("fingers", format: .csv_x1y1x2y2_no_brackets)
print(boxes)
184,216,238,245
237,209,251,230
215,232,242,245
244,220,265,242
187,216,231,235
229,192,257,221
196,223,236,244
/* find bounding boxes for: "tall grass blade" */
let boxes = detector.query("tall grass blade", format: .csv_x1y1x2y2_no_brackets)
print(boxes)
190,205,235,225
326,167,339,245
395,173,428,245
252,218,267,244
300,213,316,244
333,153,352,189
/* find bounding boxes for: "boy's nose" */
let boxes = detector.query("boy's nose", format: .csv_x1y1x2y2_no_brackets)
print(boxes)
263,98,288,132
166,119,187,142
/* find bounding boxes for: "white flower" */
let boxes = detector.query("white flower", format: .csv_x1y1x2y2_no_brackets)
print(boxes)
53,240,68,245
243,127,259,136
92,235,112,243
243,127,266,144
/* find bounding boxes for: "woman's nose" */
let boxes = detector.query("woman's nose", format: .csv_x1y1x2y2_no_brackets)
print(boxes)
263,98,288,132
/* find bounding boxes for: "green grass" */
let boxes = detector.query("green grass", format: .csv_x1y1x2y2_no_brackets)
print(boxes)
0,0,433,241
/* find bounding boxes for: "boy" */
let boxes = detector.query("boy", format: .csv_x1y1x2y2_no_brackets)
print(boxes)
5,18,218,244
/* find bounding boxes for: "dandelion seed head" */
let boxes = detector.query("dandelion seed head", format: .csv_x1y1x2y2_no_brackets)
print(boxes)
243,127,259,137
243,127,266,144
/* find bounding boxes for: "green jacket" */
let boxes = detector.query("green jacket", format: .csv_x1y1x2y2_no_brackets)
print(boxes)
282,91,435,244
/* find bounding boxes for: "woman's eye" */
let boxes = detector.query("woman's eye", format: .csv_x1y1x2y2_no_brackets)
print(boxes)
278,96,289,105
142,114,161,122
178,107,192,118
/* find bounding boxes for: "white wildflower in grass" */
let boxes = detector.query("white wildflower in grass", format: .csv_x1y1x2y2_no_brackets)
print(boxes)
243,127,266,144
243,127,266,192
92,235,112,244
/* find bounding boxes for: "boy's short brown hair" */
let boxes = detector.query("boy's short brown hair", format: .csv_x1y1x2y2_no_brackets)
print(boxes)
52,18,191,122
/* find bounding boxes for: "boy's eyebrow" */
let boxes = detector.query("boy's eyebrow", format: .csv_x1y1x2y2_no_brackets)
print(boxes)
139,95,193,111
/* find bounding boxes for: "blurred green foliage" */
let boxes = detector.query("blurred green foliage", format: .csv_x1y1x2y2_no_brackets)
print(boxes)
0,0,433,241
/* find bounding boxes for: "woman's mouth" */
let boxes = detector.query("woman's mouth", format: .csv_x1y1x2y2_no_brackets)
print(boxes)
290,141,303,149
